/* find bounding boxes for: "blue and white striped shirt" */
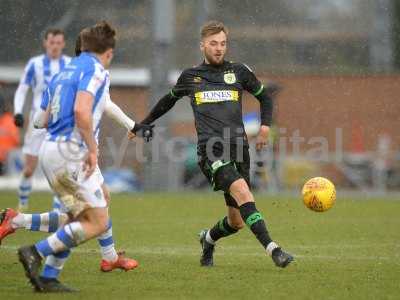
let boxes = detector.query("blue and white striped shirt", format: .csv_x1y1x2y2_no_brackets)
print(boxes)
42,52,109,146
14,54,71,117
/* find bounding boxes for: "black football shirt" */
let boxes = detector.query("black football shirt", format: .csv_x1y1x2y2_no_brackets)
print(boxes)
171,60,264,146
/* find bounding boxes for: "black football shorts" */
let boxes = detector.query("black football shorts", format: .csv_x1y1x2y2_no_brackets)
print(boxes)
198,143,251,208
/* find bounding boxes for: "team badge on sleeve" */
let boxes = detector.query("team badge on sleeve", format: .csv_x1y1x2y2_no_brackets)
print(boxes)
223,72,236,84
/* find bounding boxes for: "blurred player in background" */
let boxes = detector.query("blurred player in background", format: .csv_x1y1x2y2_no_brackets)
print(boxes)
141,21,293,268
13,29,70,212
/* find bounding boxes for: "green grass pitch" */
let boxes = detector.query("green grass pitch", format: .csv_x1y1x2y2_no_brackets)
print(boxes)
0,191,399,299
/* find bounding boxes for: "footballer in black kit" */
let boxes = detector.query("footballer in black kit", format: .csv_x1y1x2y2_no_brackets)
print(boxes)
141,21,293,268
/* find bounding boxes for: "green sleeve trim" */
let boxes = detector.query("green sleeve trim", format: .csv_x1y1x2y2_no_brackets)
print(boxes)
170,89,177,98
245,212,263,227
253,85,264,97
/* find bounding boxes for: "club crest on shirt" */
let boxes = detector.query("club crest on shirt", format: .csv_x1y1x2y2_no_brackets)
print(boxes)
223,72,236,84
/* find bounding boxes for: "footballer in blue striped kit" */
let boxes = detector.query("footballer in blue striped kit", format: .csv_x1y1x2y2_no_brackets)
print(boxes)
13,29,71,212
0,30,148,280
1,21,153,293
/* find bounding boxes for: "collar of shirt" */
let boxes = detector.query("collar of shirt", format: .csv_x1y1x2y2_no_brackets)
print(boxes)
200,59,228,70
44,53,63,62
80,51,101,64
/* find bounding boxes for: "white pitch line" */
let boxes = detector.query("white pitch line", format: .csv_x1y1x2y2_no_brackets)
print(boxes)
0,245,396,261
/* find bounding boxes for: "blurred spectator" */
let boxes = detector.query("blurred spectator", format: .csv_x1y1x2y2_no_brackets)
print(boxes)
0,94,20,174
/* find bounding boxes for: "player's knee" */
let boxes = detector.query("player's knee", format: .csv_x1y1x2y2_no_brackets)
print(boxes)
94,212,109,235
229,179,252,204
81,208,109,236
88,217,108,237
90,213,108,234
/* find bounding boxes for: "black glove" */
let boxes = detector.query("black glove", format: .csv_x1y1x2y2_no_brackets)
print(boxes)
14,114,24,128
131,123,155,142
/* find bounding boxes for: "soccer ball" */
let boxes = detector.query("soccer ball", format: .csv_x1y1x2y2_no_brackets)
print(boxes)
302,177,336,212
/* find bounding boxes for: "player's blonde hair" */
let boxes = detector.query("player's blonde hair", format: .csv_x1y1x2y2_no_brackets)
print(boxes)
200,21,228,39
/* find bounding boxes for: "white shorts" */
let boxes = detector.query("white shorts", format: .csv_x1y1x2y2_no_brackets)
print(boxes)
39,140,106,217
22,122,47,156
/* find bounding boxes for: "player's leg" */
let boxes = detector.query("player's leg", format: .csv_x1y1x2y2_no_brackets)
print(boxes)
199,145,292,268
17,141,109,292
12,211,68,233
197,148,246,266
212,195,246,239
98,218,138,272
98,219,117,266
0,208,69,244
97,184,117,263
17,154,37,212
18,206,109,292
227,204,246,230
18,128,46,212
200,201,244,266
50,182,138,272
6,184,137,272
97,184,138,272
229,178,293,268
38,250,73,292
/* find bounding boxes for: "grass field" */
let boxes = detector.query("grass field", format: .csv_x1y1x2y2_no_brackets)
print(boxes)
0,191,399,299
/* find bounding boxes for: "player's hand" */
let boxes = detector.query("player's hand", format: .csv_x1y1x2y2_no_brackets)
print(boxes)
83,150,97,179
127,131,136,140
14,114,24,128
256,125,269,151
131,123,155,142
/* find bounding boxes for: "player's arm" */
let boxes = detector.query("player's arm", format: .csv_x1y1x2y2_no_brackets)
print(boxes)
33,88,51,129
240,64,277,150
141,92,180,125
254,85,274,151
104,93,135,130
75,67,106,177
141,71,188,125
33,106,50,129
75,91,97,153
104,94,154,141
75,91,97,177
254,86,274,128
13,59,35,127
